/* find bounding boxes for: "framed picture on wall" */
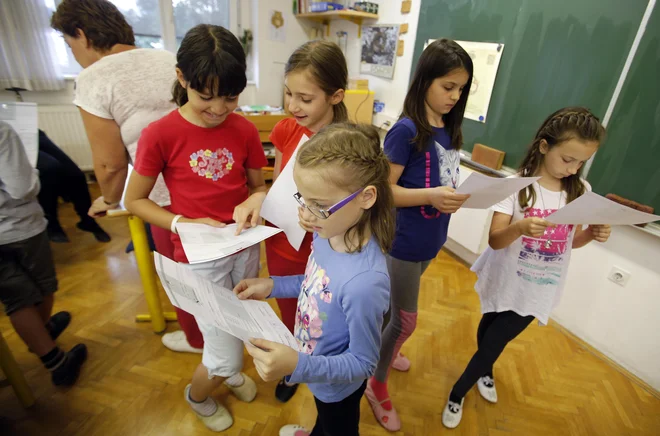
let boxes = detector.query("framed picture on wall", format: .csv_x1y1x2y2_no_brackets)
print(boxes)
360,24,400,79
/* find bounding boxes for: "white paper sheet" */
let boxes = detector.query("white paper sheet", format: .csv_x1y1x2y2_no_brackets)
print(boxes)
546,192,660,225
260,135,309,250
154,253,299,349
176,222,282,264
456,172,540,209
0,102,38,167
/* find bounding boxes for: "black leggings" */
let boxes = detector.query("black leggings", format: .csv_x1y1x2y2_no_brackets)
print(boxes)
36,130,93,227
310,381,367,436
451,311,535,399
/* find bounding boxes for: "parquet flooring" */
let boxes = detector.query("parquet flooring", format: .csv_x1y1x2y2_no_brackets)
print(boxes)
1,185,659,435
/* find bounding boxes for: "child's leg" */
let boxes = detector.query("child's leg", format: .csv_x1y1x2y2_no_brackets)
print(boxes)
152,224,204,350
185,254,256,402
2,231,58,353
372,257,431,384
310,381,367,436
186,319,241,432
37,293,55,324
450,311,535,400
476,312,499,349
9,305,57,356
366,257,430,430
1,232,86,385
189,361,226,402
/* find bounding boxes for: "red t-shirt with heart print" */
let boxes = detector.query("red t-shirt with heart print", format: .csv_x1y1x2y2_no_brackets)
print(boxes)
134,109,268,263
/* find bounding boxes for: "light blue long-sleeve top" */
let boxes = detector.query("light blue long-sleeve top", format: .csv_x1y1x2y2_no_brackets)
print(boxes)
270,234,390,403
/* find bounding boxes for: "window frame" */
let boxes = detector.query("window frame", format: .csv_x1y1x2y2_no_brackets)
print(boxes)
50,0,248,79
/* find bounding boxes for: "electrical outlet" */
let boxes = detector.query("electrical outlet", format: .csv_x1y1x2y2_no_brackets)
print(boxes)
608,266,631,287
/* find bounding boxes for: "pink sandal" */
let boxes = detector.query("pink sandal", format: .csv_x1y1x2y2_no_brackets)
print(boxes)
392,352,411,372
365,381,401,431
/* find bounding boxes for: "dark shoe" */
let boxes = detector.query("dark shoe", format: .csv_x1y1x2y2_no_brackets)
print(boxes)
275,377,299,403
46,311,71,341
77,220,111,243
47,225,70,243
52,344,88,386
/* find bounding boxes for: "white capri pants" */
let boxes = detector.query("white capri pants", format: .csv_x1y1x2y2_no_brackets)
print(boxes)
182,245,260,378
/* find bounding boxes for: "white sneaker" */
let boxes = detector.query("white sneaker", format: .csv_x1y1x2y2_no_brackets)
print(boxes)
477,376,498,403
442,397,464,429
224,373,257,402
185,384,233,432
279,424,309,436
162,330,203,354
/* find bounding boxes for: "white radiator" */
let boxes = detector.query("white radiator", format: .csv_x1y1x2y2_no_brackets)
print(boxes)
38,105,94,171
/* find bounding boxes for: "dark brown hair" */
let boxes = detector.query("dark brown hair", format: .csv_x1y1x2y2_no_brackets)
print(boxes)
285,40,348,123
402,38,473,151
296,123,394,254
172,24,247,107
51,0,135,51
518,107,606,210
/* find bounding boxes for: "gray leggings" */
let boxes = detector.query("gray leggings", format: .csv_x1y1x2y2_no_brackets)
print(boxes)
374,256,431,382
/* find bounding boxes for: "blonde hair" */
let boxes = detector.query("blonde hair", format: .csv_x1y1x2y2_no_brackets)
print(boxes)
285,40,348,123
297,123,394,253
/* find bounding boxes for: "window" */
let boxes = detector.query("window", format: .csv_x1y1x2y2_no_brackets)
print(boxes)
46,0,246,78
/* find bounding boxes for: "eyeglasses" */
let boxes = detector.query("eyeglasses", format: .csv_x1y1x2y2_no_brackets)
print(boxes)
293,188,365,220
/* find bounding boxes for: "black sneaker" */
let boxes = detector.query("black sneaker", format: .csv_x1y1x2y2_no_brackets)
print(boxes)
77,220,111,243
47,311,71,341
47,225,70,243
275,377,298,403
28,312,72,354
52,344,88,386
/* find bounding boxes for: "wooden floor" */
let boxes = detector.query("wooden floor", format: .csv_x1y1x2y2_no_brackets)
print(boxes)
1,188,659,436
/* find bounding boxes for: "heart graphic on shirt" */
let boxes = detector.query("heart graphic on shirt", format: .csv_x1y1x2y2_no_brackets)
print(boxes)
189,148,234,181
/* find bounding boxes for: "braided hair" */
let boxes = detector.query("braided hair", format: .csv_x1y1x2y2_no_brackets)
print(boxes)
518,107,606,210
296,123,394,254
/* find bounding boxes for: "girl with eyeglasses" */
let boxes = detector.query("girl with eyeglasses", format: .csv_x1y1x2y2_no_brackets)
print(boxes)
234,123,394,436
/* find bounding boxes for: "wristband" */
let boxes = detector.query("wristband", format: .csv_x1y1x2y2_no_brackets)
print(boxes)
171,214,183,234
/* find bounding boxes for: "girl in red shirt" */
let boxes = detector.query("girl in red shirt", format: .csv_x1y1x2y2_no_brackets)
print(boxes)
125,25,267,432
265,40,348,403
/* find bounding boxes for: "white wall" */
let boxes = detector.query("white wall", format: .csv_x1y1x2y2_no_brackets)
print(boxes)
242,0,313,107
325,0,421,127
553,226,660,390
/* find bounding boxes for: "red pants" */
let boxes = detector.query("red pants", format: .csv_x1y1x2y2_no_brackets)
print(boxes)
151,224,204,349
265,243,306,334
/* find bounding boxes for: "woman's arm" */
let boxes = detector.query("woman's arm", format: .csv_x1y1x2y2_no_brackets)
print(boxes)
389,163,469,213
78,109,128,204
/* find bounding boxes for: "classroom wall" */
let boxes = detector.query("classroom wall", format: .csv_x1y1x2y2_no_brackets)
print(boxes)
552,228,660,390
325,0,421,126
243,0,312,107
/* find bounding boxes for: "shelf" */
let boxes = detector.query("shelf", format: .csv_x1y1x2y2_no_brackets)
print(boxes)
296,10,379,37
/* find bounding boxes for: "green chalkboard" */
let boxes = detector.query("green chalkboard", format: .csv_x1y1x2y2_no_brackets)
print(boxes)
587,5,660,215
412,0,647,170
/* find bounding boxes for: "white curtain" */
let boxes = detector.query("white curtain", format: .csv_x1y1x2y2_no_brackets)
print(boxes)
0,0,65,91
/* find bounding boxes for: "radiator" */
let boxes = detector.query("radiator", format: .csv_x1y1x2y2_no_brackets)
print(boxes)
38,105,94,171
